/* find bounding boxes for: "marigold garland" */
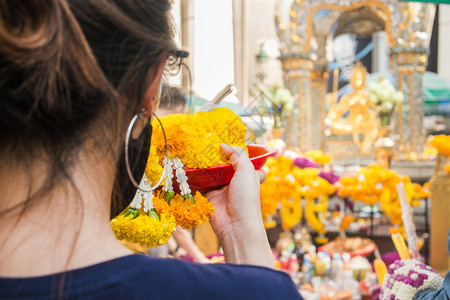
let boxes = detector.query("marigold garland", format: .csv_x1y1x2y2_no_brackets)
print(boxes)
111,208,176,248
280,197,302,230
260,175,282,229
144,145,164,184
111,108,250,246
260,156,297,229
154,191,215,229
260,156,336,236
337,164,429,233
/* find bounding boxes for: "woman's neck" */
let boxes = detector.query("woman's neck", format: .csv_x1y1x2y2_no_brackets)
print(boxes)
0,151,132,277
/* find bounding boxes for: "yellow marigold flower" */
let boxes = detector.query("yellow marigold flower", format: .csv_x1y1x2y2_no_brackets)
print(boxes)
260,156,335,231
340,167,428,235
111,211,176,248
305,197,327,234
305,150,331,166
164,192,215,229
151,107,248,169
144,145,164,184
280,197,302,230
260,177,282,219
430,135,450,157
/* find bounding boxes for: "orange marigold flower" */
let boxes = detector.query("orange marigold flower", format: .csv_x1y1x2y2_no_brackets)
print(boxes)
168,192,215,229
153,191,171,216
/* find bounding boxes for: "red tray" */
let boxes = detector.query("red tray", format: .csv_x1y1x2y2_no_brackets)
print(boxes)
172,144,276,194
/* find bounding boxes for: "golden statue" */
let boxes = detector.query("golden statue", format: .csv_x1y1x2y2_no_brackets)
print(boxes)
326,61,379,153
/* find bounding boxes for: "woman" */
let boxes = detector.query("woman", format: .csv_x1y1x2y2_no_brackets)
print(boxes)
0,0,301,299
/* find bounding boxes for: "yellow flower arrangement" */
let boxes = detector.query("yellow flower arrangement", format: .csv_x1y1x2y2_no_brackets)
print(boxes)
289,167,336,244
260,175,282,229
260,156,336,239
111,208,176,248
260,156,294,228
305,150,331,166
338,164,429,233
305,196,329,244
144,145,164,184
151,107,248,169
280,197,302,230
430,135,450,157
153,191,214,229
111,108,249,247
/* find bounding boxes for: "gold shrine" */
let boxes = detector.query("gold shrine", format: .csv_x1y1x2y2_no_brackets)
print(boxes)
275,0,436,160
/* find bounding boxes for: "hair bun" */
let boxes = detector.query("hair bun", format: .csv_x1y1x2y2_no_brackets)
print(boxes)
0,0,63,58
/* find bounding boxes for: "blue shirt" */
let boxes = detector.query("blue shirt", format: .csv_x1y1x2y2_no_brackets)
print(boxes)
0,254,302,299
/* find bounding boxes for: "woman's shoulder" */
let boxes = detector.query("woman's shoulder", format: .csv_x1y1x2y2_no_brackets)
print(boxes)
0,254,302,299
130,254,302,299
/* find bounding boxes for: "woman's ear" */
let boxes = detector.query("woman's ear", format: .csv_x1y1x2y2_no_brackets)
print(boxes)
142,58,167,116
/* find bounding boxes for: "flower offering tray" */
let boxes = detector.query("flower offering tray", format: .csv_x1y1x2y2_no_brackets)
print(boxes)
173,145,276,194
318,237,377,258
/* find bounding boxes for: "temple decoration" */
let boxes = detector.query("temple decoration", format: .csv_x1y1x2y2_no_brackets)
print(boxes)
325,61,379,153
275,0,436,159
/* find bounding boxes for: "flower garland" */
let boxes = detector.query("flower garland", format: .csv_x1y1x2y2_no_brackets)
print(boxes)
112,148,215,247
381,259,443,300
292,167,336,244
144,145,164,185
260,174,283,229
111,173,177,248
111,108,247,247
153,190,214,230
260,156,297,229
111,209,176,248
337,164,429,234
260,155,336,243
280,196,302,231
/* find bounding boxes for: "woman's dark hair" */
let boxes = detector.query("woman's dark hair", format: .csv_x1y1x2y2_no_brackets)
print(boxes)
0,0,177,214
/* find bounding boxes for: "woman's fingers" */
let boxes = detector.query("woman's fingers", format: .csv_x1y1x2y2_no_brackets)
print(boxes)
220,144,252,170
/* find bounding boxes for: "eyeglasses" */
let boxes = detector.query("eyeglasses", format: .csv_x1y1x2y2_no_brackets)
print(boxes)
170,49,189,59
167,49,189,77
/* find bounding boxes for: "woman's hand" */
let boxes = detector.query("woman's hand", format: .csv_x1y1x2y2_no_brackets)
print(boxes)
206,144,274,268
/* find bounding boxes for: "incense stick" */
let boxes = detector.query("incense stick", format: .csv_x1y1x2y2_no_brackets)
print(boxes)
200,83,235,112
396,182,420,259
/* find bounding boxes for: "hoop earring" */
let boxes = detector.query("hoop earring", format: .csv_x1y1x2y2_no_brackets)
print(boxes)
125,111,168,193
